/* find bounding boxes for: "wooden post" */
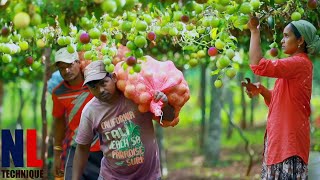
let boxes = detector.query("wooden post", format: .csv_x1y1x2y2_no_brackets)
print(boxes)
0,80,4,128
41,48,52,180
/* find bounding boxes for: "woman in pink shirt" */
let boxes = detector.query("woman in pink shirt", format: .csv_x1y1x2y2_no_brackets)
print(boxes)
243,19,320,179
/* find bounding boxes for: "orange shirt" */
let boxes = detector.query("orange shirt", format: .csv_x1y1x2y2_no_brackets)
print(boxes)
250,53,312,165
52,80,100,152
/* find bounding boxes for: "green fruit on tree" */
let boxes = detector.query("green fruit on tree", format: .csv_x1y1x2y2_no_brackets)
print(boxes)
19,27,34,39
215,39,225,50
186,24,195,31
127,12,137,22
291,12,301,21
226,68,237,78
197,50,206,58
226,5,237,14
115,33,123,40
31,61,41,70
116,0,126,8
22,67,30,75
143,14,153,24
103,21,111,29
36,39,46,48
169,28,179,36
103,57,112,65
89,28,101,39
134,36,147,48
64,36,72,45
214,79,223,88
218,0,229,5
126,41,137,50
12,34,21,42
160,26,170,35
197,27,206,34
13,12,30,29
2,54,12,63
84,51,93,60
134,48,144,58
31,13,42,25
107,48,117,57
57,37,66,46
14,3,26,13
250,0,260,10
225,49,235,59
92,39,101,46
175,22,184,31
218,56,230,68
105,64,115,73
193,3,204,14
275,0,286,4
188,58,198,67
67,45,75,53
133,64,141,73
19,41,29,51
239,2,252,14
136,20,148,31
82,43,92,51
121,21,132,32
210,17,220,27
101,0,117,13
2,46,11,54
202,17,211,27
173,11,183,21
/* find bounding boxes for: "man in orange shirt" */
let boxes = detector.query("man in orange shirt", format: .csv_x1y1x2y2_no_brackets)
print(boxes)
244,19,320,179
52,47,103,180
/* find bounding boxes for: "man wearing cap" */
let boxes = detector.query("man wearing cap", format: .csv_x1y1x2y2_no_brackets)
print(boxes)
72,60,175,180
52,47,103,180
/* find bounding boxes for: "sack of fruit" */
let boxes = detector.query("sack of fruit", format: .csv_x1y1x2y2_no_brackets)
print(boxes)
114,56,190,127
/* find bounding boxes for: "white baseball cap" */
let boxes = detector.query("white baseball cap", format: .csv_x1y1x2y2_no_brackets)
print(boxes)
55,47,79,64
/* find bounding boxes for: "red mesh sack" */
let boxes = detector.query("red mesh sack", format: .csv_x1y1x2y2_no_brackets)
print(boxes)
115,56,190,127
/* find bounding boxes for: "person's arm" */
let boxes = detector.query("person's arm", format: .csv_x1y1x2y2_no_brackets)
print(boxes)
72,144,90,180
154,91,175,121
258,84,272,106
161,103,175,121
241,79,272,106
248,20,263,65
53,116,66,177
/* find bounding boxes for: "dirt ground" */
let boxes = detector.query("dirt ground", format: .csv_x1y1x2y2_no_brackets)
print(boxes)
164,148,263,180
161,125,265,180
165,161,262,180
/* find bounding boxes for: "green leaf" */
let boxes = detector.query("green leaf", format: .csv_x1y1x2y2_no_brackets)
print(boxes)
210,28,218,40
211,69,220,76
183,45,197,51
270,0,275,8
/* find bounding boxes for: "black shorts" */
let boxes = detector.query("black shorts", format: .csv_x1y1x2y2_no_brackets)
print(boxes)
64,146,103,180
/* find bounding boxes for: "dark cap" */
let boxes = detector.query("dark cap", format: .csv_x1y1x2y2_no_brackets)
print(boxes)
83,60,107,86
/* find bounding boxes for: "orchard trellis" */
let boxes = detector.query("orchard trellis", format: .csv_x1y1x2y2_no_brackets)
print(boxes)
0,0,319,82
0,0,319,177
